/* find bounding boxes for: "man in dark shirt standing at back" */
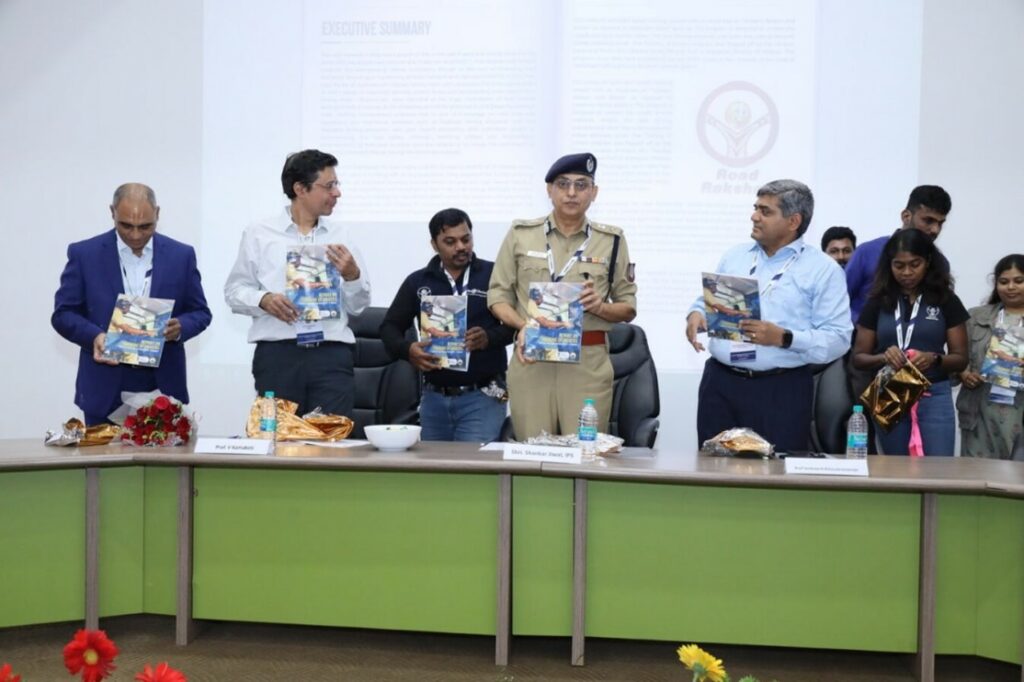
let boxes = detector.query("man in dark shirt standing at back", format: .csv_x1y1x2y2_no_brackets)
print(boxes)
845,185,952,322
380,208,514,442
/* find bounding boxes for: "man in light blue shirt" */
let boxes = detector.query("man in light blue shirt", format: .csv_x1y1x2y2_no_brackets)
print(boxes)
685,179,852,451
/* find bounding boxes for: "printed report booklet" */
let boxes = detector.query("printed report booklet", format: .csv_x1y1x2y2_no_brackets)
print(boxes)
286,245,342,321
701,272,761,341
418,294,469,371
522,281,584,363
102,294,174,367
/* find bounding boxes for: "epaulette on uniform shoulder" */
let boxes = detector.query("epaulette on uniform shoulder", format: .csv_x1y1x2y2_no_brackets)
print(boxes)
511,216,547,229
590,221,623,236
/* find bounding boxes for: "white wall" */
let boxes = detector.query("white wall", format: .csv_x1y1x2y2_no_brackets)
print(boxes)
1,0,1021,444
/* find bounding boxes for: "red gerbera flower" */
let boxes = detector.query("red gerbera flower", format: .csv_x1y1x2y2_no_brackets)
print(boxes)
0,663,21,682
135,662,187,682
63,629,118,682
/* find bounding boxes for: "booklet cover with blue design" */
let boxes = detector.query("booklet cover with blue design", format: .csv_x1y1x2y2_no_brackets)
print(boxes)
286,246,342,321
523,281,584,363
980,325,1024,390
102,294,174,367
418,294,469,371
702,272,761,341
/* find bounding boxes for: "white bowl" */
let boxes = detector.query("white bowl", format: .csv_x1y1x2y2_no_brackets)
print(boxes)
364,424,421,452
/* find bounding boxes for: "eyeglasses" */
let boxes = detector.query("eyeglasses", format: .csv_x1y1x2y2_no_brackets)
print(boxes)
553,178,594,193
314,181,341,191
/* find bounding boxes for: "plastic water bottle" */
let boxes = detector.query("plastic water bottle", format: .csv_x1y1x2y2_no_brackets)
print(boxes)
845,405,868,458
259,390,277,453
578,398,599,457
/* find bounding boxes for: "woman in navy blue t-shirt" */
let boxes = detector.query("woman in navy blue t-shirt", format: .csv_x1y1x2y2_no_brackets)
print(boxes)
852,230,968,455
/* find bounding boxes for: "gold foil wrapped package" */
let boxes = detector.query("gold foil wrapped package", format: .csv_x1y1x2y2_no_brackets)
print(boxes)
860,362,931,432
701,428,774,458
44,418,120,447
304,410,355,441
245,398,354,441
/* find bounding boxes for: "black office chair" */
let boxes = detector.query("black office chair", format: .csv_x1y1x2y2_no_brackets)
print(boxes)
809,358,854,454
348,307,421,439
607,322,661,447
500,322,661,448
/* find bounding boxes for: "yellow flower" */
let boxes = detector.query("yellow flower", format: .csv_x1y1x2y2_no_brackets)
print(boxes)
677,644,727,682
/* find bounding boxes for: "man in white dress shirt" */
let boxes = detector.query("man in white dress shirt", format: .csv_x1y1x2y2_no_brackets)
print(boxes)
225,150,371,416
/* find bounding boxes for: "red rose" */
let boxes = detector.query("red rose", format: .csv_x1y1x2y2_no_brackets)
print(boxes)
133,435,145,446
124,415,137,429
153,396,171,411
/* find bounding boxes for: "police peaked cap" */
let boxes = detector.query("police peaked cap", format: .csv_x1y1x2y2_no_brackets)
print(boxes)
544,153,597,183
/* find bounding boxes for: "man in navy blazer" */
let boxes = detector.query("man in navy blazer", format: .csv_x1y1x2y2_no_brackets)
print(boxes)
52,183,212,425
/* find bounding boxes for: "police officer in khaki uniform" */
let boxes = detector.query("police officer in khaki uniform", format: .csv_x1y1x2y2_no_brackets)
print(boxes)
488,153,637,438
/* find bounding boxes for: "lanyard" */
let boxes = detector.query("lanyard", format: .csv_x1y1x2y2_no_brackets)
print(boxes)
119,253,152,298
442,262,469,295
545,219,592,282
895,296,922,351
997,307,1024,329
749,245,804,297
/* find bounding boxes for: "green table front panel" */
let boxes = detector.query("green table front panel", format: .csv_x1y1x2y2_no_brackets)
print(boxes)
511,476,575,636
191,468,498,634
0,467,146,627
142,466,179,615
584,482,922,652
935,494,1024,664
98,467,145,617
0,469,86,627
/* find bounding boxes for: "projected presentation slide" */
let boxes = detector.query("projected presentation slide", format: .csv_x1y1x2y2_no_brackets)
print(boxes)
201,0,921,372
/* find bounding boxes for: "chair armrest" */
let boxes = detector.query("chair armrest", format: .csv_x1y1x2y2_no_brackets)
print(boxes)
498,416,515,442
632,418,660,449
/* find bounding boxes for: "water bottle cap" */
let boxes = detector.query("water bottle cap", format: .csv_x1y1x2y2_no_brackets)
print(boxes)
264,391,276,398
853,405,863,413
584,398,595,406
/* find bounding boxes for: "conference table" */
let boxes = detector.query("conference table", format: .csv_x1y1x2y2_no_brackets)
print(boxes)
1,439,1021,682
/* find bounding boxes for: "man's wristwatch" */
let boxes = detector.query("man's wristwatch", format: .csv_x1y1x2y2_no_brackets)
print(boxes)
781,329,794,349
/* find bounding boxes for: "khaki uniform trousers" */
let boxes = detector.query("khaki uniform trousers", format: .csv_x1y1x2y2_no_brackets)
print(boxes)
508,341,613,439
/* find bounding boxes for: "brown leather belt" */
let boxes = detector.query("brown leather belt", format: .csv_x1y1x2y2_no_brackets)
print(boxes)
581,330,607,346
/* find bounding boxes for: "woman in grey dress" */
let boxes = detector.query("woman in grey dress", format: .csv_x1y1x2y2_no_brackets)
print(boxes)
956,254,1024,458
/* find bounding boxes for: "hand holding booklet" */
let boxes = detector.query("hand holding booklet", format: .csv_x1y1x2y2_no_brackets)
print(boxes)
701,272,761,341
102,294,174,366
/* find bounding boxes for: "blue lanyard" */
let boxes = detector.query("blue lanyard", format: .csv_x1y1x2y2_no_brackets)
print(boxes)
749,245,804,297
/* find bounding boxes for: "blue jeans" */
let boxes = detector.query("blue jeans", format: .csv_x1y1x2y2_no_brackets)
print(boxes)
876,380,955,456
419,386,507,442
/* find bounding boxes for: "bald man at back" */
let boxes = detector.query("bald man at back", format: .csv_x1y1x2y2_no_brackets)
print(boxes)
52,183,212,424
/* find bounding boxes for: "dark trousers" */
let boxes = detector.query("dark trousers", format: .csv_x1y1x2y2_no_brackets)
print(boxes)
697,358,814,453
253,341,355,418
84,365,158,426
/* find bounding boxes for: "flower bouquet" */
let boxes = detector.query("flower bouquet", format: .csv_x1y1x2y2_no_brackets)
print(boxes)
111,391,194,447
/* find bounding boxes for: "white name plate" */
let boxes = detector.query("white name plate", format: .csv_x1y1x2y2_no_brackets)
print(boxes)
194,437,273,455
784,457,869,477
503,443,582,465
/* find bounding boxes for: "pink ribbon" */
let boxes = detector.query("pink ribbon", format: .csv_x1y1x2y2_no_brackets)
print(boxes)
908,400,925,457
906,350,925,457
